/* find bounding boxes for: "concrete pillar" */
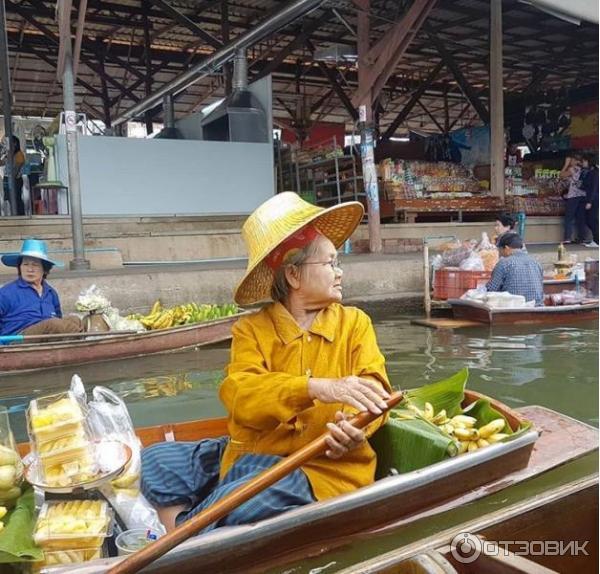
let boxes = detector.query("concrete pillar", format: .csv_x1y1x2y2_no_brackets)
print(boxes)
490,0,505,199
63,51,90,270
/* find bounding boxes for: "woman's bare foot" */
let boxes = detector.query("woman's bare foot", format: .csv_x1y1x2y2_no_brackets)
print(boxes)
157,504,189,532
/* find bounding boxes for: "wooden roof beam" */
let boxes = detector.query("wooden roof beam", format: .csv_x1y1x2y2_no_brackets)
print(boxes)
427,29,489,124
352,0,437,107
253,16,324,82
381,59,444,140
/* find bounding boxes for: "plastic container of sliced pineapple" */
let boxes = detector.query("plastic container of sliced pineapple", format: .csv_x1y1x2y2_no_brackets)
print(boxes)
33,500,113,550
36,432,93,471
28,392,86,443
30,547,106,573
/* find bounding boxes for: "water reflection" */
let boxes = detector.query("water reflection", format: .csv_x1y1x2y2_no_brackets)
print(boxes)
0,314,597,443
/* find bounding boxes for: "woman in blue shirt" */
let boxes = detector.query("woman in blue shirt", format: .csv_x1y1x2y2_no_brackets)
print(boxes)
0,239,82,338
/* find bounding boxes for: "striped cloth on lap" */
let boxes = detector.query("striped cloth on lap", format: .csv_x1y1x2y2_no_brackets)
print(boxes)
141,438,315,532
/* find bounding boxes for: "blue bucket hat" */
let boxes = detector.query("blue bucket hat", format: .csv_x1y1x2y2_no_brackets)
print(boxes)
1,239,64,268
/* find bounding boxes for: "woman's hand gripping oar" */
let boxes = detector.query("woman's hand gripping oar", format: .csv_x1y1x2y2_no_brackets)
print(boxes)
107,390,404,574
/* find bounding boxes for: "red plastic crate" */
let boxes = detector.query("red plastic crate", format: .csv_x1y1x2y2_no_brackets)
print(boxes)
433,269,491,300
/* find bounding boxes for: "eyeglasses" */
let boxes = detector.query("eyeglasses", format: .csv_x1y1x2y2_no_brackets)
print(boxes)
300,258,342,271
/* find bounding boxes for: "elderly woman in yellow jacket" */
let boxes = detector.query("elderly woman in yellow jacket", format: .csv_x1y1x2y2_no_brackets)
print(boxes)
141,192,392,532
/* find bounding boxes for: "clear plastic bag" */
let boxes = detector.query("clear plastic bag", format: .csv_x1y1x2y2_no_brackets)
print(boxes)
441,245,472,267
87,387,165,535
459,253,484,271
103,307,145,332
75,285,111,313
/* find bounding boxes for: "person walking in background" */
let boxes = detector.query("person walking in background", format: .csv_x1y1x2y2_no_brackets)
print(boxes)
581,154,599,247
559,155,588,244
0,135,26,215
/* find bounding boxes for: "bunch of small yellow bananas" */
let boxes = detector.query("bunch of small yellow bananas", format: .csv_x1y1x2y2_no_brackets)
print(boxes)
129,300,240,330
408,402,508,454
0,505,6,532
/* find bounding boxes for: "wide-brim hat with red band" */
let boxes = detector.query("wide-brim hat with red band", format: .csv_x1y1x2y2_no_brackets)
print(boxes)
234,192,364,305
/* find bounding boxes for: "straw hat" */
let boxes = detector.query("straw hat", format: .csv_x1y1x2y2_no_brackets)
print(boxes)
234,192,364,305
1,238,63,268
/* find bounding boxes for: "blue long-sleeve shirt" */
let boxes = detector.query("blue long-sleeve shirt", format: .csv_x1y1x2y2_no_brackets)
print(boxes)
485,251,544,306
0,278,62,336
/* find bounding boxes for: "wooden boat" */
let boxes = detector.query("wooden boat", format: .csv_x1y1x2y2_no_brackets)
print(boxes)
448,299,599,325
543,277,577,294
30,396,598,574
336,473,598,573
0,313,247,373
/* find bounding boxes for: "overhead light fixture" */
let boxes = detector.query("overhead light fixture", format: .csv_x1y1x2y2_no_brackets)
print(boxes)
390,136,410,142
313,44,358,63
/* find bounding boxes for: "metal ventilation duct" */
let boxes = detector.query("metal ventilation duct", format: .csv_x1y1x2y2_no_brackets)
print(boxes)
112,0,326,126
200,50,268,143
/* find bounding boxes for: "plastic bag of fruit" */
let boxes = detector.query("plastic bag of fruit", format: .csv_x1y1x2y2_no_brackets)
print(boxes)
87,386,165,535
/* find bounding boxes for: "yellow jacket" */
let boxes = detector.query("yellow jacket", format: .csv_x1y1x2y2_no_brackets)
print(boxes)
219,301,391,501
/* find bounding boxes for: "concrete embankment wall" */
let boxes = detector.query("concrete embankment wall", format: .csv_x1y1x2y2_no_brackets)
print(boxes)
0,246,591,315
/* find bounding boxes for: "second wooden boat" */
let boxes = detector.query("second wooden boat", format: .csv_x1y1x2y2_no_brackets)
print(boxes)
336,473,598,574
448,299,599,325
0,313,247,373
35,397,597,574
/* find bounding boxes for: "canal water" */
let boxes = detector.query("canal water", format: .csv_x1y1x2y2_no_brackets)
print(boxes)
1,310,597,571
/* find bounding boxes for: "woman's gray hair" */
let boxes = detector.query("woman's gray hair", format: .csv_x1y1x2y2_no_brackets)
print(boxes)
271,239,321,302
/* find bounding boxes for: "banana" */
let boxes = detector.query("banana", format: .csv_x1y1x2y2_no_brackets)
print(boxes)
487,432,509,444
478,419,506,439
467,441,479,452
407,404,425,417
451,415,477,428
477,438,490,448
112,471,140,489
150,300,162,315
423,402,434,421
454,427,480,441
457,440,469,454
431,409,449,425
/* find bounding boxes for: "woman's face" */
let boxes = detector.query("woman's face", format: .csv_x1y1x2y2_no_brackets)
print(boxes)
19,256,44,285
294,236,343,308
494,220,510,235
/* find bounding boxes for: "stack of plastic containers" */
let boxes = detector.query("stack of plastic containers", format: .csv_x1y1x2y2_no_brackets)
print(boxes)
32,500,112,569
28,392,96,488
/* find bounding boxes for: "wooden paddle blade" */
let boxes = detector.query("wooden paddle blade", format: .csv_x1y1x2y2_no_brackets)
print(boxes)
108,390,403,574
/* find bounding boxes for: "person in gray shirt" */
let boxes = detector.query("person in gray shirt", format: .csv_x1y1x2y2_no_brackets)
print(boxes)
486,233,544,306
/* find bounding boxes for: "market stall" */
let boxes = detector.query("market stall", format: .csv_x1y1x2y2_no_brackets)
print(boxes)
380,159,504,223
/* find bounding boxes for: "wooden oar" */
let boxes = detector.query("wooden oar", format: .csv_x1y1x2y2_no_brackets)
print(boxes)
0,330,139,344
108,390,404,574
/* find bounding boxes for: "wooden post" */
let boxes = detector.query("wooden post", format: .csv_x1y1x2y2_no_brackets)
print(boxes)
490,0,505,199
355,0,382,253
423,242,431,318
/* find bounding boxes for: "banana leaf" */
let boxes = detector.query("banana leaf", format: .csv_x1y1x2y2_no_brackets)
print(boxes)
370,369,469,478
371,414,458,478
404,368,468,418
0,487,43,563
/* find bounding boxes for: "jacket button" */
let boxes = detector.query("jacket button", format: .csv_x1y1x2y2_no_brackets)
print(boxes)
307,335,312,342
305,369,312,377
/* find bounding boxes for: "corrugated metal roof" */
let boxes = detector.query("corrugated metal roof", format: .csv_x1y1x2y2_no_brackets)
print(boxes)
1,0,596,133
